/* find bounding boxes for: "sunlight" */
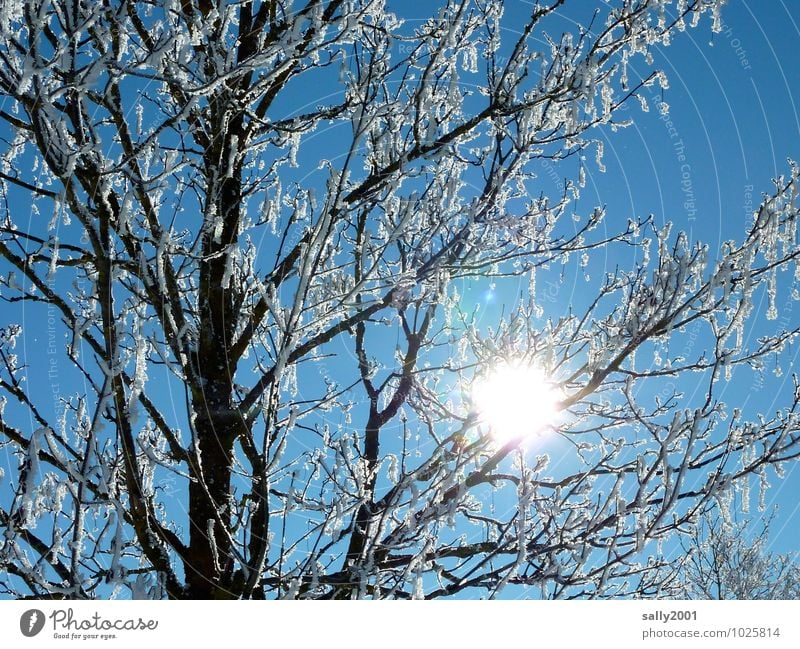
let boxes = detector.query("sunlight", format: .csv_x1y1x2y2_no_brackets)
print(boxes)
471,361,561,442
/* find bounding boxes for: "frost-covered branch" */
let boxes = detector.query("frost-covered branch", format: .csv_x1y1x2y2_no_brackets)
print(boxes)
4,0,798,601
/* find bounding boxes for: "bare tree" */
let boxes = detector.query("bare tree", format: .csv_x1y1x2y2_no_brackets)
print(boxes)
673,508,800,600
1,0,799,600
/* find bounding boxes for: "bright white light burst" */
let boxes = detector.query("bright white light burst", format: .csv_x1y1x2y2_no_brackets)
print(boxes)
471,362,561,442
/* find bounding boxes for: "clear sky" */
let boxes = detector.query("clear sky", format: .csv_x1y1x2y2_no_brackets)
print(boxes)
578,0,800,557
517,0,800,560
378,0,800,576
464,0,800,564
2,0,800,597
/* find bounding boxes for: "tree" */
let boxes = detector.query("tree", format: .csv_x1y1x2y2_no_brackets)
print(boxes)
673,508,800,600
1,0,799,600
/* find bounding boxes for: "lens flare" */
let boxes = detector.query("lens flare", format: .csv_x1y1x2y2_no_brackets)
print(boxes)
471,361,561,442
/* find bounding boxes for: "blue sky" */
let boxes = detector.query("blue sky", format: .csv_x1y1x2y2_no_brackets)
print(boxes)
273,0,800,589
2,0,800,597
480,1,800,562
386,0,800,571
589,0,800,556
530,0,800,557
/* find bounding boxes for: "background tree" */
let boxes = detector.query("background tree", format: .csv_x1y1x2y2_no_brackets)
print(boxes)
1,0,799,600
673,507,800,600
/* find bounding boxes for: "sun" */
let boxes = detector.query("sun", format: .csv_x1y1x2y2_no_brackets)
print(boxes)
471,361,561,442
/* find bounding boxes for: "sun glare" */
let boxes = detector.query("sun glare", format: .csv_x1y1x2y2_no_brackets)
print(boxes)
471,361,561,442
